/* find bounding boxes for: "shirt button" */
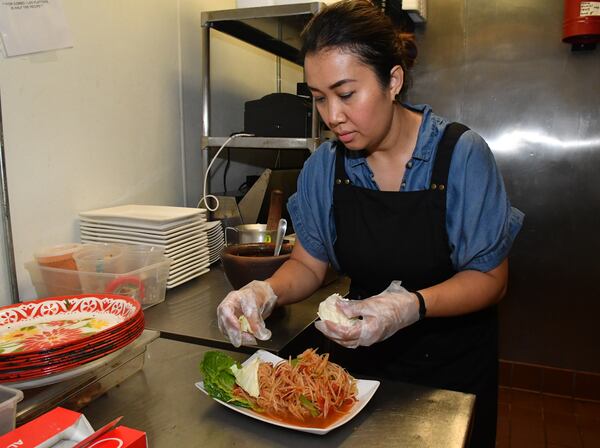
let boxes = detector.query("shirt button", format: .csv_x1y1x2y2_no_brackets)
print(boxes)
401,181,406,188
406,160,413,169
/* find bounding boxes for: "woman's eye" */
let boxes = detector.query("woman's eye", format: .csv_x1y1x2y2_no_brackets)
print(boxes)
314,96,325,103
339,92,354,100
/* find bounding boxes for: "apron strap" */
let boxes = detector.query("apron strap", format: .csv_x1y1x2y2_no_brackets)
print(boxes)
430,122,470,189
334,142,351,185
334,122,470,190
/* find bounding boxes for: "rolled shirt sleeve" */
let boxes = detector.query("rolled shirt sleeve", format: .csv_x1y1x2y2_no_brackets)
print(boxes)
446,130,525,272
287,142,339,268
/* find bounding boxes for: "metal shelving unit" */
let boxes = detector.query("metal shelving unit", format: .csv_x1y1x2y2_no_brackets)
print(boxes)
202,135,319,151
200,2,324,188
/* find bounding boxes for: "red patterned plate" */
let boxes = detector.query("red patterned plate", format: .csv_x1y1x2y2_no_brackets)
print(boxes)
0,317,144,381
0,318,144,373
0,327,144,381
0,313,144,370
0,295,140,357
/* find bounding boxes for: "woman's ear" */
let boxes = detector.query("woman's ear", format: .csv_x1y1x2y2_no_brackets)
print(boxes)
389,65,404,100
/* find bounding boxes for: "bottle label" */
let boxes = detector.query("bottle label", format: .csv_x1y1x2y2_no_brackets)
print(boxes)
580,2,600,17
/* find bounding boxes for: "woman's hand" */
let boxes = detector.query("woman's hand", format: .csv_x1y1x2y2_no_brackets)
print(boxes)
315,281,420,348
217,280,277,347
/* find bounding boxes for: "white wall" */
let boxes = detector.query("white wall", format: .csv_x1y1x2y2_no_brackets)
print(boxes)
0,0,187,302
0,0,304,304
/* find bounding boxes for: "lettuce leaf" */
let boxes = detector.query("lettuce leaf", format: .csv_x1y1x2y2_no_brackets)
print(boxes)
199,351,253,409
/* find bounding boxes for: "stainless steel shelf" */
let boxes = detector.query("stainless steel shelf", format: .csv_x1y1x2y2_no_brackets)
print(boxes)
202,2,322,23
202,136,320,151
200,3,324,190
201,3,322,64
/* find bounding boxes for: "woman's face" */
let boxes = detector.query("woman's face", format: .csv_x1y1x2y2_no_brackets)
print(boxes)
304,48,402,151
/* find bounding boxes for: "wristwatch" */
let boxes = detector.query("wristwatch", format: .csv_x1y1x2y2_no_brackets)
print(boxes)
414,291,427,320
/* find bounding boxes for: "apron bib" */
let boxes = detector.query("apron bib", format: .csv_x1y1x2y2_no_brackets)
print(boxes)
331,123,498,447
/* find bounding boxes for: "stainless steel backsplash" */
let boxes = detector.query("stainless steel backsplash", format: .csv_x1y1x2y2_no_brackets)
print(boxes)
410,0,600,371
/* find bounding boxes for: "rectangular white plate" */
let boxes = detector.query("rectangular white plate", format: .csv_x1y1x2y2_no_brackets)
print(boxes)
80,227,206,244
195,349,380,435
80,204,206,223
81,233,208,251
79,215,205,231
80,220,205,237
169,254,210,277
166,267,210,288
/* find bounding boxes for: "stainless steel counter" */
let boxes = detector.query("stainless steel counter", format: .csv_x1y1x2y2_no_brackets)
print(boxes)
144,266,350,355
82,338,474,447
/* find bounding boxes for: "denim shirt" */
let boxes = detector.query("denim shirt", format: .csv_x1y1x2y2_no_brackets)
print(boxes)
287,103,525,273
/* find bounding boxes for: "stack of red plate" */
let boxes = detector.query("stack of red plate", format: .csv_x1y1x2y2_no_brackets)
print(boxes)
0,294,144,383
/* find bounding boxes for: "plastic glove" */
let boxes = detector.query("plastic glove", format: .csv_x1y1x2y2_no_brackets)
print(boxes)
217,280,278,348
314,281,420,348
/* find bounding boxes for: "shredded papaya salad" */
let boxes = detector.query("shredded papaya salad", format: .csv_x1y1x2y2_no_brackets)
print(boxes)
200,348,358,423
240,349,358,420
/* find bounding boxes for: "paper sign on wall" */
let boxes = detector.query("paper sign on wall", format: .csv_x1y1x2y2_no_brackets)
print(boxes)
0,0,73,57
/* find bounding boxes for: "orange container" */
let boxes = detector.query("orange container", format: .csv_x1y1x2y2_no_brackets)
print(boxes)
34,244,82,270
34,244,83,295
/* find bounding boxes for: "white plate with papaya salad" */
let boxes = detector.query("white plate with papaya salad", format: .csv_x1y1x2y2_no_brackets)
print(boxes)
196,348,380,435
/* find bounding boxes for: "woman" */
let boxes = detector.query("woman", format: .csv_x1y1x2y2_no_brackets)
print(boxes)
217,1,524,446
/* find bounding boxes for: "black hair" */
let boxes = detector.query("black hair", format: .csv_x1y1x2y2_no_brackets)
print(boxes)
300,0,417,96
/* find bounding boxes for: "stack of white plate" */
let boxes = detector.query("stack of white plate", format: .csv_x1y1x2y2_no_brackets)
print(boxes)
79,204,209,288
206,220,225,264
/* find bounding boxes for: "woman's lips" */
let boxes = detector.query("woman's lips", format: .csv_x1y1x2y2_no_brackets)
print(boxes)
338,132,356,144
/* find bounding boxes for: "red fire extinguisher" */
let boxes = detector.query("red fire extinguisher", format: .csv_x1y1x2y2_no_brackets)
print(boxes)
563,0,600,50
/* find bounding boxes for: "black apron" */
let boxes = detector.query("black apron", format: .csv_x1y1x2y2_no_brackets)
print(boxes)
330,123,498,447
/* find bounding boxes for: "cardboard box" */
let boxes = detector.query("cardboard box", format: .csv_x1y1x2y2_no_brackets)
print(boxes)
0,407,147,448
88,426,146,448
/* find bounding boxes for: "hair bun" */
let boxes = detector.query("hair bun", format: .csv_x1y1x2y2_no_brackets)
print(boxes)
398,32,418,70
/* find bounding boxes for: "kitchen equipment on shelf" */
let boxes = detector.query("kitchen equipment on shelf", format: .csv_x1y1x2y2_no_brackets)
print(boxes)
78,204,210,288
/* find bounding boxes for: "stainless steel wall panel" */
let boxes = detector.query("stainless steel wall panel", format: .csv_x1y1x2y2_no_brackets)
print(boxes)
411,0,600,371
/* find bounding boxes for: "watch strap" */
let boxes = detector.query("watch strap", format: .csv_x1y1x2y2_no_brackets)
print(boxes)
414,291,427,320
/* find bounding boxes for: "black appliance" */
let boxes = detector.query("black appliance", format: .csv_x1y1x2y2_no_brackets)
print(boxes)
244,93,312,138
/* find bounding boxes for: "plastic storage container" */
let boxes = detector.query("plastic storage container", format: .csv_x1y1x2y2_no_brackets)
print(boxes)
73,244,127,274
26,245,171,309
34,243,85,296
0,385,23,436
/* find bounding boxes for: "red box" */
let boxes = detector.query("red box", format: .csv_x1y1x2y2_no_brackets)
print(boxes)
0,407,147,448
81,426,146,448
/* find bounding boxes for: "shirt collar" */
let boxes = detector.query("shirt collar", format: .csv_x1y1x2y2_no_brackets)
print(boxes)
344,103,442,168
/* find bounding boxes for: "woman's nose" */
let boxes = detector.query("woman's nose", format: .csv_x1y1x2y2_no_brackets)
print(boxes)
326,101,345,128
